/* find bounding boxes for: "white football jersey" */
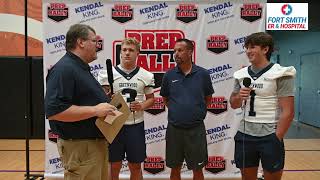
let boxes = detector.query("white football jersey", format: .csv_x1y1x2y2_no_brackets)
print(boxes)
233,63,296,123
98,65,155,125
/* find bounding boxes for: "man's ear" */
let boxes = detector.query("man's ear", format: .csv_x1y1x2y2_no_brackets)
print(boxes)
78,38,85,48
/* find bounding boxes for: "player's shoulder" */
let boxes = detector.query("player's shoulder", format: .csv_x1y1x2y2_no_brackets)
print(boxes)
137,66,154,78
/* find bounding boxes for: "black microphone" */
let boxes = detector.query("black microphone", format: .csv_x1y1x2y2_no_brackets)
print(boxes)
122,88,137,122
106,59,114,94
243,77,251,88
242,77,251,107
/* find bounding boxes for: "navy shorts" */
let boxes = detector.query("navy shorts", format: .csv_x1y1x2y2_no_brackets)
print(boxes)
234,131,285,172
109,122,146,163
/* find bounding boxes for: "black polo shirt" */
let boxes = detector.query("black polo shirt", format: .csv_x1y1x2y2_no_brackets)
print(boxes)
160,64,214,128
45,52,110,139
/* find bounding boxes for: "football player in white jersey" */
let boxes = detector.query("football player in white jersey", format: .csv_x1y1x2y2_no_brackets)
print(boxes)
98,38,155,180
230,32,296,180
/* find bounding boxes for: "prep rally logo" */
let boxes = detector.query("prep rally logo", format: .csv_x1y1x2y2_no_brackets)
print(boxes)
240,3,262,23
176,4,198,23
146,97,165,115
207,35,229,54
207,96,228,115
47,3,69,22
205,156,226,174
143,156,165,174
96,35,104,52
48,130,59,143
112,4,133,23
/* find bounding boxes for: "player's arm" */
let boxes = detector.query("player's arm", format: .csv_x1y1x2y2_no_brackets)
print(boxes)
230,79,243,109
141,93,155,110
275,76,295,140
276,96,294,139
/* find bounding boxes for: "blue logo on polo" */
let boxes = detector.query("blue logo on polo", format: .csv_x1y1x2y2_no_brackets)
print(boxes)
204,1,234,24
75,2,105,23
46,35,65,54
139,2,169,25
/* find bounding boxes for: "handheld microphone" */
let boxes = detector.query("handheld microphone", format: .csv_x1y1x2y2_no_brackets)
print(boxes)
106,59,114,95
243,77,251,88
242,77,251,106
122,88,137,122
242,77,251,171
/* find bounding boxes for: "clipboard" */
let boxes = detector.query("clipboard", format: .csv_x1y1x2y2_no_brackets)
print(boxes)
95,92,130,143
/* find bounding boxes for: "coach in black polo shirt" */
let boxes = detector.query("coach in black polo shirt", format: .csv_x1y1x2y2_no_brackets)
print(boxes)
45,24,116,180
160,39,214,180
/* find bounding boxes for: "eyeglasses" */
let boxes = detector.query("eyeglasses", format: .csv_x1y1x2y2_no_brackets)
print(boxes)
88,39,97,43
83,38,97,43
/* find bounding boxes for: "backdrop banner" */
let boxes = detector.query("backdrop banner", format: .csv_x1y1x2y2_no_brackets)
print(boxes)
42,0,266,179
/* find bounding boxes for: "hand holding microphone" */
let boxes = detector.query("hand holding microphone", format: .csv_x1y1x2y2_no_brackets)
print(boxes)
130,101,143,111
122,88,138,122
239,77,252,104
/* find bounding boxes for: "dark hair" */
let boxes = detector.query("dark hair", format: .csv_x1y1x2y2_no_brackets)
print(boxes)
244,32,274,61
176,38,194,52
65,24,95,51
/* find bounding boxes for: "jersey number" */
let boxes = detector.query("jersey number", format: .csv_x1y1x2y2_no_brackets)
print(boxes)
121,88,137,103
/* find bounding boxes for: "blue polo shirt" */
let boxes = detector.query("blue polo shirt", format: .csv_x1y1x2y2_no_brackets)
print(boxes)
160,64,214,128
45,52,110,139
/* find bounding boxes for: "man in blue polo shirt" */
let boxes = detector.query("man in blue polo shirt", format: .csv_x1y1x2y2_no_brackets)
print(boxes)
160,38,214,180
45,24,116,180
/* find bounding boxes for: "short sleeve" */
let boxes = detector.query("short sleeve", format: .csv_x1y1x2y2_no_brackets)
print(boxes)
45,67,75,117
203,70,214,96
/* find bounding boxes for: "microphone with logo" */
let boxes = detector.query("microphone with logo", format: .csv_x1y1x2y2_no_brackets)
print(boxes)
122,88,138,122
106,59,114,95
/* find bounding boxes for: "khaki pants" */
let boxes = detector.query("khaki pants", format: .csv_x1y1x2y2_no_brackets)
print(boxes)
57,138,109,180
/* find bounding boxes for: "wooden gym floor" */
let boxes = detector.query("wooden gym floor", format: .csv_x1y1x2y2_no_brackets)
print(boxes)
0,122,319,180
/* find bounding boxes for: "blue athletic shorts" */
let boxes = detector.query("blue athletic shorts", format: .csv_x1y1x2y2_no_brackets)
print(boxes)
109,122,146,163
234,131,285,172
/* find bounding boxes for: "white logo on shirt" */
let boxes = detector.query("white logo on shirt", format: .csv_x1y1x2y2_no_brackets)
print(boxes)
172,80,179,83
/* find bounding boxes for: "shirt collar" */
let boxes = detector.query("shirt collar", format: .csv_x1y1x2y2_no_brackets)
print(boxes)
174,64,199,74
66,51,90,71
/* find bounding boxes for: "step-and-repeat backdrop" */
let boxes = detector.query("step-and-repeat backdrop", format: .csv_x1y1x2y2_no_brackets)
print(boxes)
42,0,265,179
